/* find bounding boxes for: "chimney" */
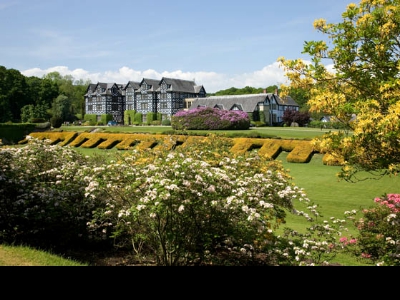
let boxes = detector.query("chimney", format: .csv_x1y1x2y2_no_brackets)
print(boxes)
274,89,278,95
263,89,266,94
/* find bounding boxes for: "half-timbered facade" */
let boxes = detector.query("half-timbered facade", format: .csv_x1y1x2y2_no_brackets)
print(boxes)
84,77,206,124
85,82,125,123
185,91,299,126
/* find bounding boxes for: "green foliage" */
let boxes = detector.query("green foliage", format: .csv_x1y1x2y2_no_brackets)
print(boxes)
308,120,349,130
162,119,171,126
124,110,136,125
84,114,97,125
134,112,143,124
0,123,36,144
146,112,158,125
0,67,88,124
52,95,73,122
214,85,278,96
101,114,113,125
50,116,63,128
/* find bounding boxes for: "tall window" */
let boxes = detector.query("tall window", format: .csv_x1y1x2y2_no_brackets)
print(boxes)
141,103,148,110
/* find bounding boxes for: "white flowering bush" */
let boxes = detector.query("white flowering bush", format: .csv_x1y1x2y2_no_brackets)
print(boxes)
0,138,106,249
85,135,348,265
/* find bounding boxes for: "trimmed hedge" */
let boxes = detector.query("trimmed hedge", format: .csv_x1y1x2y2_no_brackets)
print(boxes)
0,123,37,144
20,131,339,164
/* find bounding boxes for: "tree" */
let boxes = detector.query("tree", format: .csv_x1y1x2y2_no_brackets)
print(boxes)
0,67,31,122
282,109,311,127
278,0,400,182
52,94,72,122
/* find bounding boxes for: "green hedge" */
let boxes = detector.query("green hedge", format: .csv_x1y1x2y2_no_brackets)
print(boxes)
0,123,37,144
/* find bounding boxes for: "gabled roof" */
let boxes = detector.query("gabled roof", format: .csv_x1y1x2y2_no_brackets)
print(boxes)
161,77,204,93
124,81,141,90
92,82,109,95
278,95,298,106
85,83,97,96
187,93,299,113
140,78,160,92
188,94,270,112
194,85,206,94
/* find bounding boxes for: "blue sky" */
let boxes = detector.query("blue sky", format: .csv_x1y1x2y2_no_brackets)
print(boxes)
0,0,353,93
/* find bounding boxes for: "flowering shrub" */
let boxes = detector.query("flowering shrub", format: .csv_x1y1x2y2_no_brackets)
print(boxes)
0,137,107,249
341,194,400,266
1,136,358,265
171,107,250,130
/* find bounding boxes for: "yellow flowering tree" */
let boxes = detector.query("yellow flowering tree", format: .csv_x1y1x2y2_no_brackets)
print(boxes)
278,0,400,181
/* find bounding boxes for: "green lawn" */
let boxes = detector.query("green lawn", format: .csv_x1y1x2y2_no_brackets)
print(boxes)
59,124,336,139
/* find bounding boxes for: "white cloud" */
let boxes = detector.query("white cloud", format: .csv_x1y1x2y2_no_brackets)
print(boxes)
21,63,291,93
22,60,334,93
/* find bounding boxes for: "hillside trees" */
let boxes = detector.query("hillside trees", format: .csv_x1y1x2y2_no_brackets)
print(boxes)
278,0,400,181
44,72,90,119
213,85,279,96
0,66,88,123
0,66,31,122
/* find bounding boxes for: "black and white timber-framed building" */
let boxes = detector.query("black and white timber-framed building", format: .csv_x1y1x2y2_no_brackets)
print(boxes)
84,78,299,126
84,77,206,124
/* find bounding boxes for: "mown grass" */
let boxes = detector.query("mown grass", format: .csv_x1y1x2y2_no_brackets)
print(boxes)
277,151,399,266
3,126,397,266
0,244,88,266
59,124,335,140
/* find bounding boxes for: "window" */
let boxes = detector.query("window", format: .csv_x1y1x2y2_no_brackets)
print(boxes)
141,103,148,110
160,102,168,109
